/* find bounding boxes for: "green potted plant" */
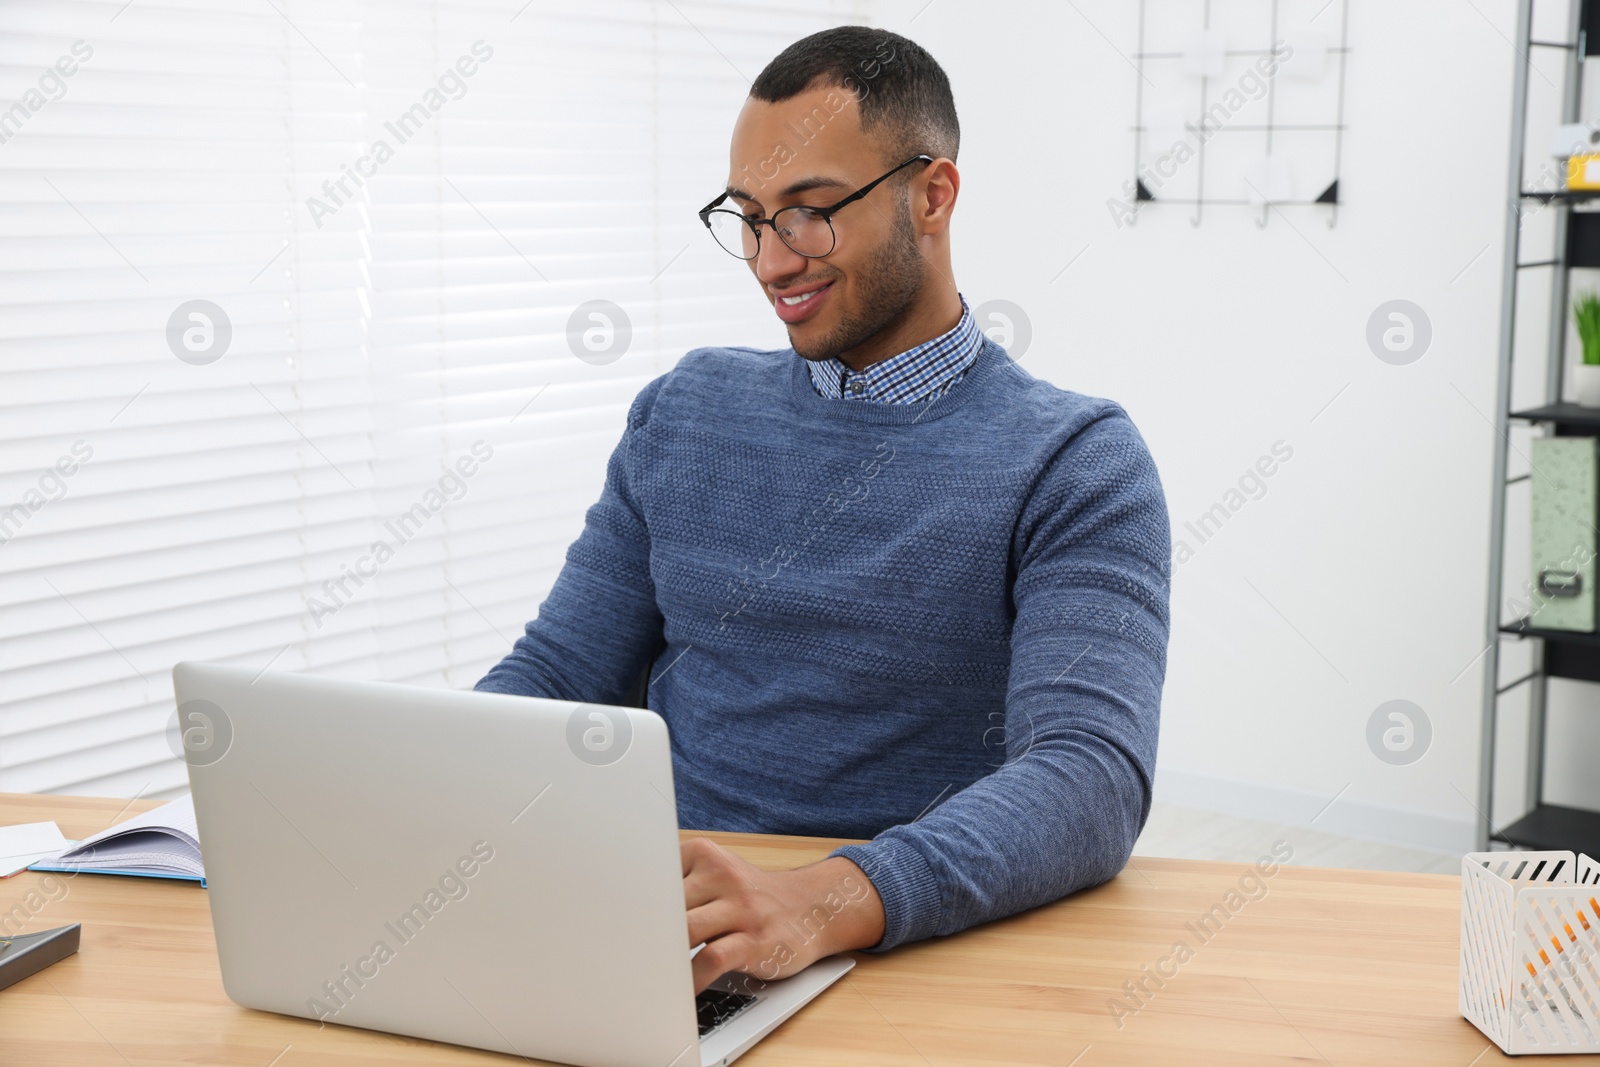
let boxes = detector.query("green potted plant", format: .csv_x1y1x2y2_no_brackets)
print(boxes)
1573,292,1600,406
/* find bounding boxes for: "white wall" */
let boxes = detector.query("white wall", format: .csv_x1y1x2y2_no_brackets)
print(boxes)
862,0,1598,852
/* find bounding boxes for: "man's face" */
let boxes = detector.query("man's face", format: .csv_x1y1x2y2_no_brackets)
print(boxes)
725,84,926,363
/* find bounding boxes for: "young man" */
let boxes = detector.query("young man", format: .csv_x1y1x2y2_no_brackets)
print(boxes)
476,26,1171,994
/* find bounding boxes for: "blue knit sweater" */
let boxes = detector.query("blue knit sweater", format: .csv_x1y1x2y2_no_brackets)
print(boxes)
474,336,1171,952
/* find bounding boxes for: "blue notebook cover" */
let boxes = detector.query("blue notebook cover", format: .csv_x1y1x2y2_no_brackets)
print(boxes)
26,861,205,887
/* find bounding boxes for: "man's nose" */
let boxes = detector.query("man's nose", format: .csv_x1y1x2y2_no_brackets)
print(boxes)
750,227,810,287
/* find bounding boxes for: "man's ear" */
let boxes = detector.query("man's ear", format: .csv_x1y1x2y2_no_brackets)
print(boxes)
917,158,960,235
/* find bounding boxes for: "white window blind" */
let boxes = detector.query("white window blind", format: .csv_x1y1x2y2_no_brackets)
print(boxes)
0,0,869,798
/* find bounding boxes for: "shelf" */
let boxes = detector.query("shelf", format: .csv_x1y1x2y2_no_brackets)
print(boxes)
1501,617,1600,643
1509,402,1600,433
1523,189,1600,203
1499,619,1600,682
1492,803,1600,857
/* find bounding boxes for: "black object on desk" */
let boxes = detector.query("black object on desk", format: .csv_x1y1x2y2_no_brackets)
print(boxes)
0,923,80,992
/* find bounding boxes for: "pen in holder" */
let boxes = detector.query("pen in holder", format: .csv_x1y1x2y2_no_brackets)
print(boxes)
1461,851,1600,1055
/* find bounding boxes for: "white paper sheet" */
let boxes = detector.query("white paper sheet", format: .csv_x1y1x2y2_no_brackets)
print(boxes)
0,820,70,877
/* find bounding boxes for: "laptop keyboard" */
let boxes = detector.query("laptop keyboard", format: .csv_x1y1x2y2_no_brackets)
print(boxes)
696,988,758,1037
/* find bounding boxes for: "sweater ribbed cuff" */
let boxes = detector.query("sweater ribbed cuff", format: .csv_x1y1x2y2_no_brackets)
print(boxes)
827,837,942,953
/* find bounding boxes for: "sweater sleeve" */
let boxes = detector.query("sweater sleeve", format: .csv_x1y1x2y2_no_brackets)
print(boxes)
828,406,1170,951
473,375,669,704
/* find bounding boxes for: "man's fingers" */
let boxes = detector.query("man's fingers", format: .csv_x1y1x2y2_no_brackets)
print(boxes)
691,931,759,995
682,837,745,910
681,837,796,993
680,834,728,876
683,866,727,912
686,896,747,949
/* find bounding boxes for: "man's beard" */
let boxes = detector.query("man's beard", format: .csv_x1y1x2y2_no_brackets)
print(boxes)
790,193,925,364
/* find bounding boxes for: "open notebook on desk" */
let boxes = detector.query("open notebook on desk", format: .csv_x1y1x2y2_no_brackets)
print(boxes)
29,795,204,885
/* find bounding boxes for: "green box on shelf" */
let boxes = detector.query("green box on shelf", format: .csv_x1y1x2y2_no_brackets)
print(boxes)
1530,436,1599,632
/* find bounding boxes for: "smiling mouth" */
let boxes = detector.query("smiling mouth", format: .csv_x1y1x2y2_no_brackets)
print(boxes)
771,281,835,325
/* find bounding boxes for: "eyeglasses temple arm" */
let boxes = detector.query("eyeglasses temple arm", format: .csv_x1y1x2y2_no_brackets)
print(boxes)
698,192,731,221
816,154,934,218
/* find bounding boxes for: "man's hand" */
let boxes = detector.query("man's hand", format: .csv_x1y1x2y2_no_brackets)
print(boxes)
682,838,886,994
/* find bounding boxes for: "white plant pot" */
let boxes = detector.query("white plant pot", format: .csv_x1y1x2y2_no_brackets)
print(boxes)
1576,363,1600,407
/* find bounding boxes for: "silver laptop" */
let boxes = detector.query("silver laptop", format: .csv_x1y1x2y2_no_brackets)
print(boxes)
173,661,853,1067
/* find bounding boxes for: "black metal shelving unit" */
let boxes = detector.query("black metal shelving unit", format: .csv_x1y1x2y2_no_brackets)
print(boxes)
1495,406,1600,858
1495,398,1600,857
1481,0,1600,859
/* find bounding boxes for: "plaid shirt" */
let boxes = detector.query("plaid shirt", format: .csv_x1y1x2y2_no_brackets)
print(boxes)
805,295,981,404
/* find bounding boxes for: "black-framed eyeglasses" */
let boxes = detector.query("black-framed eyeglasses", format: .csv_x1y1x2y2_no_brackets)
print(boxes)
698,154,933,261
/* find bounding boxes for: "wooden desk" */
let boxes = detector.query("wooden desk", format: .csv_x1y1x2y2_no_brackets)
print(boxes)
0,793,1558,1065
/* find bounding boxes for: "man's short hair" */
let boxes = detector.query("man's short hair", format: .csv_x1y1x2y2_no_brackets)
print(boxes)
749,26,959,165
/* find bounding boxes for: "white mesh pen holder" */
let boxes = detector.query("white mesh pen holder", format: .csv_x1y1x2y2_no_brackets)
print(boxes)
1460,850,1600,1054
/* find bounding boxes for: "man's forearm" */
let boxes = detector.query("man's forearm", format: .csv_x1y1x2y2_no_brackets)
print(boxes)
829,723,1151,953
